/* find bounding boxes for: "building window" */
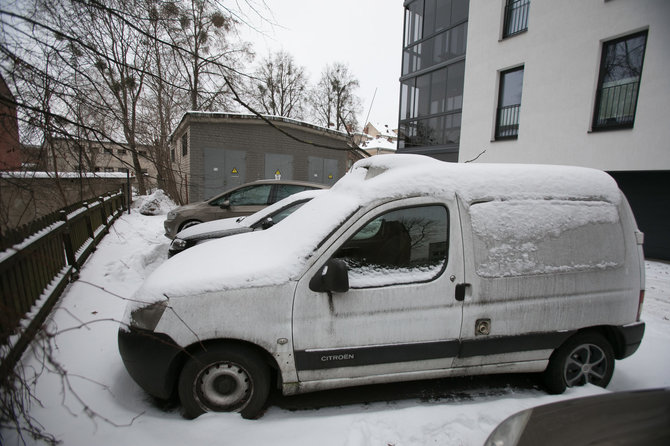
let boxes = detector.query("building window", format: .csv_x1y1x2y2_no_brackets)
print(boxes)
399,0,469,156
170,148,175,162
117,149,127,155
402,21,467,77
495,66,524,139
592,30,647,131
181,132,188,156
502,0,530,38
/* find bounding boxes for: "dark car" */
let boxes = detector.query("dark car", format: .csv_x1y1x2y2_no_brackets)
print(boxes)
484,388,670,446
168,190,325,257
163,180,327,239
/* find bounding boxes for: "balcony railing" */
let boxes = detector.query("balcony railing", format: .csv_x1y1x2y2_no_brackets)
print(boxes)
503,0,530,38
496,104,521,139
593,80,640,129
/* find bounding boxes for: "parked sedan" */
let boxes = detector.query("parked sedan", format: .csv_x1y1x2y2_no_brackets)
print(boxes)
163,180,327,239
168,190,325,257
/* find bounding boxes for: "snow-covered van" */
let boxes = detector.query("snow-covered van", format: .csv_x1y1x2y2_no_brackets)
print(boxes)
118,155,646,419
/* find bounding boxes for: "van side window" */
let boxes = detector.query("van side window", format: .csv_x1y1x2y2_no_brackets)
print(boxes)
470,199,625,277
335,205,449,287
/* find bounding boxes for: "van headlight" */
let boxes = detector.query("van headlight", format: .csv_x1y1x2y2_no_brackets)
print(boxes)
166,210,178,221
130,301,168,331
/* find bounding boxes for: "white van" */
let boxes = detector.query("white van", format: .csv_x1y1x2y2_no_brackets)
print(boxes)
119,155,646,419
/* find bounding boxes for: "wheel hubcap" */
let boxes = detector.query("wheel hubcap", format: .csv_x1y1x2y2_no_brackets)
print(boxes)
196,362,251,411
564,343,607,387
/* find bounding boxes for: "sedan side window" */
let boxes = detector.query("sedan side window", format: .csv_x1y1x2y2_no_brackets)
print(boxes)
273,184,314,202
227,184,272,206
334,205,449,287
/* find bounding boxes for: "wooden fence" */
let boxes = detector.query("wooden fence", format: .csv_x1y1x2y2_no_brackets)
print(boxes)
0,190,127,382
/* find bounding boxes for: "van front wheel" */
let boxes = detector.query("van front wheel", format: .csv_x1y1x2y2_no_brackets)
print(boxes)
178,344,270,419
543,332,614,394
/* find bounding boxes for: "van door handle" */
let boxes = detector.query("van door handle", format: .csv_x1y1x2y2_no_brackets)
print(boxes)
455,283,471,302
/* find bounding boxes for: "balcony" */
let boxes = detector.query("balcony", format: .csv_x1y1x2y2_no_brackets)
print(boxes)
593,81,640,130
496,104,520,139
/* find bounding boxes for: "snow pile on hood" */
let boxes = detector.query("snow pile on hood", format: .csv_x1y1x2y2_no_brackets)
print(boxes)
130,191,359,307
129,155,622,308
136,189,176,215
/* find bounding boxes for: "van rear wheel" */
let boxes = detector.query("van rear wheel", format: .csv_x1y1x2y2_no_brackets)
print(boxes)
178,344,270,419
543,332,614,394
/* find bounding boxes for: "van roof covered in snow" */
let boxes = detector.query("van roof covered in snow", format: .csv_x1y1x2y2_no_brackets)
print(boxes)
333,155,621,205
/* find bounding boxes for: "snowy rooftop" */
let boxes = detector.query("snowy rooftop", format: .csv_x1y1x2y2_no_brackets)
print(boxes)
360,136,397,152
173,111,352,142
366,122,397,138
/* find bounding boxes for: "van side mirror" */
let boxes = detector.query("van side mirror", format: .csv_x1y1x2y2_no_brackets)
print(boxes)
220,199,231,209
309,258,349,293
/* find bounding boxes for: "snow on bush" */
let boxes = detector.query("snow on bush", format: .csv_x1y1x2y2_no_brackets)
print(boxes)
136,189,176,215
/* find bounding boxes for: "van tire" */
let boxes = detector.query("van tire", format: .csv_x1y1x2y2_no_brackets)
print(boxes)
543,332,615,394
178,344,270,419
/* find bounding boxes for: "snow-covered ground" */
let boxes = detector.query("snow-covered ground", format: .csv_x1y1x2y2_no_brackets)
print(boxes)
3,196,670,446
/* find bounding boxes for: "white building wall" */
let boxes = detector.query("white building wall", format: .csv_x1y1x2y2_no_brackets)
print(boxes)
459,0,670,171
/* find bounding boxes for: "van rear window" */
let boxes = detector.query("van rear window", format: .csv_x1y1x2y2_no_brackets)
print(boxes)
469,200,624,278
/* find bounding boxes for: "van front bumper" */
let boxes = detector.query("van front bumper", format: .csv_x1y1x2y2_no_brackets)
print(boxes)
118,327,183,399
616,321,645,359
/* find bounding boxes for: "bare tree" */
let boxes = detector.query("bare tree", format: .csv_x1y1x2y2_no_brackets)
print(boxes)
140,0,189,202
161,0,252,111
66,0,151,194
247,50,308,118
310,62,361,132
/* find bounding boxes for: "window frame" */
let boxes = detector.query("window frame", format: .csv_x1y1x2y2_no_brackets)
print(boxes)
502,0,530,39
332,203,450,289
495,65,525,140
591,30,648,132
181,132,188,156
398,0,468,153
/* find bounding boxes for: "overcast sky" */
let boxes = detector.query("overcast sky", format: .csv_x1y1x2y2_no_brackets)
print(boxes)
241,0,404,129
